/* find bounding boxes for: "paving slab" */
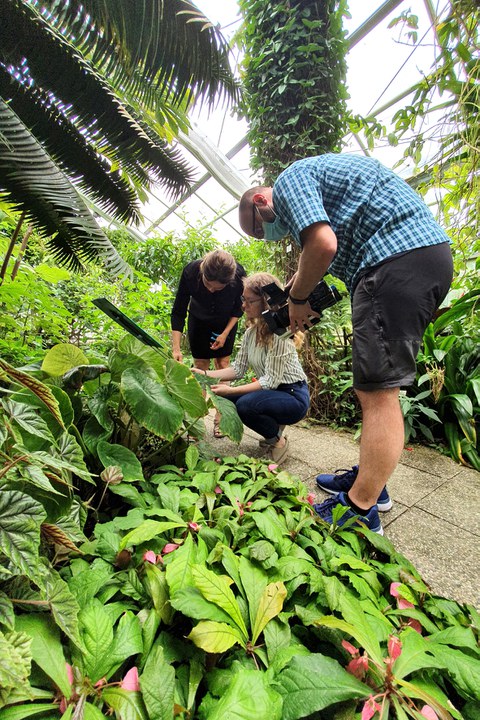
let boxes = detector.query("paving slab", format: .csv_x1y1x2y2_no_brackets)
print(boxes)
386,508,480,607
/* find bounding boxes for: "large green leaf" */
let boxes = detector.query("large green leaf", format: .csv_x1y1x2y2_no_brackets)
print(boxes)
97,441,144,482
87,387,115,432
251,582,287,644
102,688,147,720
41,344,89,376
42,570,81,647
238,556,268,631
143,564,173,624
207,669,283,720
119,520,186,551
108,612,143,677
276,653,369,720
0,630,32,708
15,615,71,698
187,621,245,653
2,400,54,444
207,392,244,443
169,587,233,625
121,368,184,440
0,704,59,719
0,359,64,429
0,491,45,580
139,644,175,720
191,565,248,639
164,534,196,595
163,360,208,418
429,645,480,701
77,600,115,683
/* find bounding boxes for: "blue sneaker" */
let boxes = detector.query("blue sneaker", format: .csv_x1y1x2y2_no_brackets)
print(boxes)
313,492,383,534
315,465,392,512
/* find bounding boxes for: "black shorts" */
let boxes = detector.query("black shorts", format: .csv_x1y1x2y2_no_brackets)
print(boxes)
351,243,453,391
187,314,238,360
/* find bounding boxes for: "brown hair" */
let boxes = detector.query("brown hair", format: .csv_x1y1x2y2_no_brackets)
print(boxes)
243,272,304,349
200,250,236,284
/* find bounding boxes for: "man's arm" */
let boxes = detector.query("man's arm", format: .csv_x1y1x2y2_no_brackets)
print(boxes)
288,222,337,331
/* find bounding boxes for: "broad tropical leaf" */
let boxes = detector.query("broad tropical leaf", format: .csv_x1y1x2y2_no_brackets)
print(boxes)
0,491,46,581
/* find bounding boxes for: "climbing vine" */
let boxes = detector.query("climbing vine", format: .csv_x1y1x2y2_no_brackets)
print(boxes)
238,0,350,185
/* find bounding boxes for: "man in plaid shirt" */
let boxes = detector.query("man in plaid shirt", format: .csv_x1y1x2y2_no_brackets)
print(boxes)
239,153,453,533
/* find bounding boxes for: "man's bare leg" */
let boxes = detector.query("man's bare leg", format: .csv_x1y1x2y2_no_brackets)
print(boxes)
348,387,404,510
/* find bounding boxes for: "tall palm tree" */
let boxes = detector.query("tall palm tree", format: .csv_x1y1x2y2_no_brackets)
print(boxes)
0,0,238,271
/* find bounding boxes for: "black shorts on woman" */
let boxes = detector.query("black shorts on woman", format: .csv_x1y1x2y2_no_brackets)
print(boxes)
351,243,453,391
188,314,237,359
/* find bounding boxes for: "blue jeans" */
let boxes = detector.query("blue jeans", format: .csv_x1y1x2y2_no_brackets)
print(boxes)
230,381,310,440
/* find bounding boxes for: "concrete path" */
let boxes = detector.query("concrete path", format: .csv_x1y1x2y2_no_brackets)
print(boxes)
202,412,479,608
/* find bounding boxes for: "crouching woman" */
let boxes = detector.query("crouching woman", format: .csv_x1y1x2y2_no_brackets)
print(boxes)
197,272,310,465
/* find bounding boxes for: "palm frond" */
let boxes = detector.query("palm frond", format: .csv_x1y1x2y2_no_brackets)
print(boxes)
0,98,129,275
0,67,141,224
37,0,240,108
1,0,195,198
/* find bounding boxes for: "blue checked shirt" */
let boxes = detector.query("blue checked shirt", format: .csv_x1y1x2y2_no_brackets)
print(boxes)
272,154,450,291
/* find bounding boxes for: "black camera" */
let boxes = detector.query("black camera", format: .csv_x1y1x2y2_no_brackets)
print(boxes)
261,280,341,337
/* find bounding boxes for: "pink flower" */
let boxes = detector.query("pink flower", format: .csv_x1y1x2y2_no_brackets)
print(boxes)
59,699,68,714
361,695,382,720
94,677,106,688
214,485,222,494
268,463,278,472
162,543,180,554
387,636,402,661
306,493,315,505
342,640,359,656
420,706,439,720
188,522,200,531
121,667,140,692
346,655,369,679
143,550,156,564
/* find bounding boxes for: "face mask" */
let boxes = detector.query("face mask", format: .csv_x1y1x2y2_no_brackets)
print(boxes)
262,216,289,241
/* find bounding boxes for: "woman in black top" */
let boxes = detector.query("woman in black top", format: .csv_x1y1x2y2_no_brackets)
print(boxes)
171,250,245,436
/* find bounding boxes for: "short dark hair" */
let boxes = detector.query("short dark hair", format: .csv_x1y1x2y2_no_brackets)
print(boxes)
200,250,236,284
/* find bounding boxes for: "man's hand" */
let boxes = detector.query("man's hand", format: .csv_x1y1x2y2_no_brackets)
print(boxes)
172,349,183,363
288,299,320,332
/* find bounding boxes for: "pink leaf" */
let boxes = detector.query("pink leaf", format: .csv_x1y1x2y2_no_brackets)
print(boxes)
346,655,369,679
398,597,415,609
268,463,278,471
341,639,359,656
387,636,402,661
121,667,140,692
143,550,156,564
390,582,401,598
162,543,180,554
407,618,422,634
361,696,382,720
188,522,200,531
214,485,222,494
65,663,74,687
420,705,439,720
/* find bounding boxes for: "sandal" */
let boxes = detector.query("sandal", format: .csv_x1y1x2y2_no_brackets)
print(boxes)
213,421,226,439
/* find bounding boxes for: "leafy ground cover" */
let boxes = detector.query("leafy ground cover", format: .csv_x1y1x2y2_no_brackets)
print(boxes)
0,342,479,720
